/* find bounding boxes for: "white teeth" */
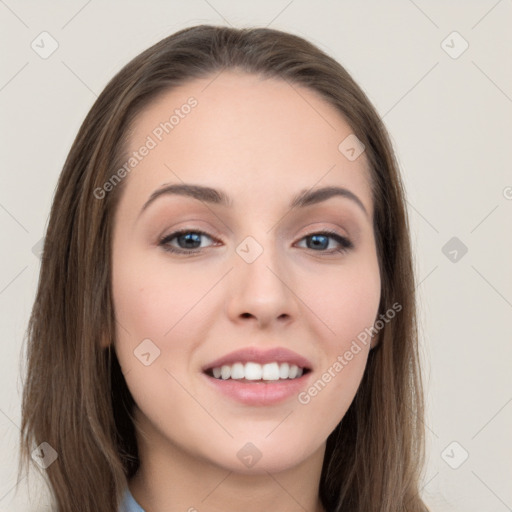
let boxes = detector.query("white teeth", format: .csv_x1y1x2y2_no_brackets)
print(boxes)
209,361,307,381
262,362,280,381
221,365,231,380
244,362,263,380
231,362,245,379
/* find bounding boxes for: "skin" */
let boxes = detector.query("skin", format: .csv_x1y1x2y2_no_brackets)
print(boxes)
110,70,381,512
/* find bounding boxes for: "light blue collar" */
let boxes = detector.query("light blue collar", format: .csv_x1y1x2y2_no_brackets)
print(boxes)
119,486,145,512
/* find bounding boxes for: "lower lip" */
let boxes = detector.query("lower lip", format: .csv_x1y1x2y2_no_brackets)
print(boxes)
202,372,312,406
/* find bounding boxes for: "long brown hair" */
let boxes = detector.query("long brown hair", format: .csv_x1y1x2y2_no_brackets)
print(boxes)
19,24,428,512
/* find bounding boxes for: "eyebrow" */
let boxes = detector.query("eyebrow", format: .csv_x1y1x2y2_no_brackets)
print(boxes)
139,183,369,218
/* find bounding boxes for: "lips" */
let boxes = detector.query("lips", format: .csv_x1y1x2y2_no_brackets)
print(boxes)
201,347,314,405
202,346,313,373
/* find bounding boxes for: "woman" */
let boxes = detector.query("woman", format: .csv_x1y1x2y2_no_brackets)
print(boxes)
20,24,428,512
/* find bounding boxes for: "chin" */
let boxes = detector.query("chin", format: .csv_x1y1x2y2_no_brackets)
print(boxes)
206,435,320,475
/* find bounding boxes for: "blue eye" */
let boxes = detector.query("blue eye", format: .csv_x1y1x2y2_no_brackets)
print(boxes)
158,229,353,255
297,230,353,253
159,230,216,253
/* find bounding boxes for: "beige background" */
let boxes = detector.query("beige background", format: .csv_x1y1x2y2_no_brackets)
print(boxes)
1,1,511,510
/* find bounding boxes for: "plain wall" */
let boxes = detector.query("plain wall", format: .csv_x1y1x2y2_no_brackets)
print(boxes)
1,1,511,510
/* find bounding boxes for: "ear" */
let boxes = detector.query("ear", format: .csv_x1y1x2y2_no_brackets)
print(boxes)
370,331,381,350
99,331,112,349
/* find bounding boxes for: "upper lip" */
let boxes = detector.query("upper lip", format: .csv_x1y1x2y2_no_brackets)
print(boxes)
202,347,313,372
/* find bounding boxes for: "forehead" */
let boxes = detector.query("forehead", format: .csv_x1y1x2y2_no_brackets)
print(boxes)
123,70,373,217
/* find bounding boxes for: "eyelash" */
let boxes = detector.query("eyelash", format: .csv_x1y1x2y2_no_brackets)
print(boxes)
158,228,354,256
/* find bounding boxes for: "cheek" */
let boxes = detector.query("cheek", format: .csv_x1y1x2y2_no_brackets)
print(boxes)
295,264,379,433
112,252,207,339
308,259,381,347
111,249,215,384
111,254,208,414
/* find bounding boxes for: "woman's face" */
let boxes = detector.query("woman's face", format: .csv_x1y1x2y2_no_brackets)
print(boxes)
111,71,381,474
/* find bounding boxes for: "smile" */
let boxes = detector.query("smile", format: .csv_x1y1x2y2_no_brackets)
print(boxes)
206,361,310,381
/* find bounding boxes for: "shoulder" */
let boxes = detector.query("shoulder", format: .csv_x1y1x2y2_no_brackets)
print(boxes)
119,486,146,512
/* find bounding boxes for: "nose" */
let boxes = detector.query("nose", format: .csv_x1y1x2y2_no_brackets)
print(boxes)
225,238,299,329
